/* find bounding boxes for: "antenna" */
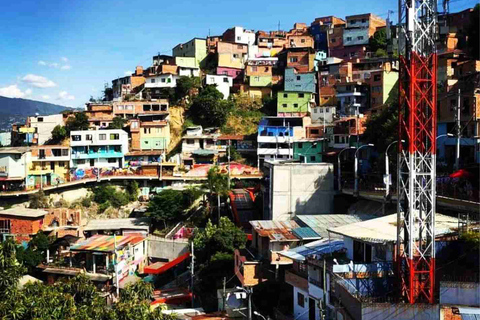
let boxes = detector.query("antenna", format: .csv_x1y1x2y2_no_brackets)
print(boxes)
278,21,280,32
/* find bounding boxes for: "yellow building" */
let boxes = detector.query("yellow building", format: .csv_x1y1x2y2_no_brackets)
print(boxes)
27,146,70,189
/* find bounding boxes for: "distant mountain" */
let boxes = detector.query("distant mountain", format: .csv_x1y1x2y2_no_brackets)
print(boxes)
0,96,72,116
0,96,75,132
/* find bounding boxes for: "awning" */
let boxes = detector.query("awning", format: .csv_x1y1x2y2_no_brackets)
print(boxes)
144,252,190,275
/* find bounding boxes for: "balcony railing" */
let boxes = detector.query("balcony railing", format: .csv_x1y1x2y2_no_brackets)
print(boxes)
332,261,394,278
258,126,294,137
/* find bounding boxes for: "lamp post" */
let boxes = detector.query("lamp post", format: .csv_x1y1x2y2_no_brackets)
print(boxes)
301,142,318,163
354,143,374,196
436,133,455,167
385,140,405,198
337,146,356,192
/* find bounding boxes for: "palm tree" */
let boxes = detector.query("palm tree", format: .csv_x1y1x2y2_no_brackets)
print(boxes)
206,166,230,223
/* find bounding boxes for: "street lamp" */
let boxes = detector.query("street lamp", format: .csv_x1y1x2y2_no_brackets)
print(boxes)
337,146,356,192
436,133,455,140
354,144,374,196
253,311,267,320
301,142,318,163
385,140,405,198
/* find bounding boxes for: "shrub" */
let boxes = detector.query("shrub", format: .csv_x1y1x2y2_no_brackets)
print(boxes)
29,190,50,209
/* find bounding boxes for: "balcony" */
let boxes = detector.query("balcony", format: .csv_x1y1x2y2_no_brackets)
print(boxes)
258,126,294,137
71,151,123,160
257,148,293,156
332,261,394,278
29,167,54,175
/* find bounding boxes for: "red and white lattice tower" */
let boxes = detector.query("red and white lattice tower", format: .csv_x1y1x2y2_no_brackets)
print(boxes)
397,0,438,304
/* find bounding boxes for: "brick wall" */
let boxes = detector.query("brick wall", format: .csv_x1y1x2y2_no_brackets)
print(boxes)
42,208,81,229
0,215,43,243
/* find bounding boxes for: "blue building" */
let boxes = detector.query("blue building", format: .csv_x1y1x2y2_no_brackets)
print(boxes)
284,68,316,93
437,123,477,167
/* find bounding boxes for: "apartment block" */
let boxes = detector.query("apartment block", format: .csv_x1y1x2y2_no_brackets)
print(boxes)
286,23,314,49
222,26,256,46
112,66,146,101
335,81,370,116
27,145,70,189
310,16,345,53
279,48,316,73
113,100,169,119
256,30,287,56
217,42,248,69
284,68,316,93
172,38,207,68
70,129,128,169
368,67,398,109
277,91,314,117
85,102,114,129
0,147,31,191
27,114,64,145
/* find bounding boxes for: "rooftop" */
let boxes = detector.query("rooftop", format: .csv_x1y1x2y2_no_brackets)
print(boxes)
278,239,345,261
296,214,375,238
84,217,151,232
0,147,31,154
0,207,48,218
250,220,301,242
70,234,146,253
328,213,459,244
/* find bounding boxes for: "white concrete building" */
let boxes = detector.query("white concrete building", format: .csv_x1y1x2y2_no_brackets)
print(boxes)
230,26,256,46
70,129,128,169
205,74,233,99
311,106,336,124
178,67,200,77
145,74,179,89
28,114,64,145
0,147,31,189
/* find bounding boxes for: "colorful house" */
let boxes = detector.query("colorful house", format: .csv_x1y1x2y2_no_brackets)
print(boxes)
293,139,325,163
217,42,248,70
277,91,314,117
27,145,70,189
0,147,31,191
172,38,207,68
284,68,316,93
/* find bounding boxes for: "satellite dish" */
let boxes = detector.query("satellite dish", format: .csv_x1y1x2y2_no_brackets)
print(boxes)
226,292,243,309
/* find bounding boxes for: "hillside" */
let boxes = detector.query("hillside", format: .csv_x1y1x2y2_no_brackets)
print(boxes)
0,96,73,131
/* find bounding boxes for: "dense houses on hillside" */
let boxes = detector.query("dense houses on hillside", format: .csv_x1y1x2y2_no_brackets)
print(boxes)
0,8,478,195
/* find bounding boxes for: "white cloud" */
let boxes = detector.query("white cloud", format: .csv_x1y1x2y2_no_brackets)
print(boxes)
49,63,59,68
38,60,47,66
21,74,56,88
58,91,75,100
124,70,133,76
61,65,71,70
0,84,32,98
41,95,50,100
61,57,68,62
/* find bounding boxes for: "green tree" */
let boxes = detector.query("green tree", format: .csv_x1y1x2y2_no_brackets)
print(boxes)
369,28,387,56
175,76,201,102
51,125,67,143
65,112,90,133
146,189,188,229
92,184,130,213
125,180,140,202
29,190,50,209
109,116,127,129
189,86,233,127
192,217,246,266
206,166,230,222
16,232,50,272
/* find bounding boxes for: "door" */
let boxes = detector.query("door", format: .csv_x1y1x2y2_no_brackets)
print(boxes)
90,159,95,167
50,162,55,170
309,297,316,320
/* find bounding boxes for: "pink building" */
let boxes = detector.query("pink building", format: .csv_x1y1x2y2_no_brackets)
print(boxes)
216,67,244,81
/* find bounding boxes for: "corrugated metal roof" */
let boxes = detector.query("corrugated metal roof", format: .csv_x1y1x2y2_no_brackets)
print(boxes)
70,234,146,253
296,214,375,238
250,220,300,242
291,227,321,240
328,213,459,244
84,218,150,231
0,207,48,218
278,239,345,261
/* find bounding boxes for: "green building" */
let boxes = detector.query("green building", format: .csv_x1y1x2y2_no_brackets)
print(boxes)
293,140,324,163
249,75,273,87
172,38,207,68
277,91,313,117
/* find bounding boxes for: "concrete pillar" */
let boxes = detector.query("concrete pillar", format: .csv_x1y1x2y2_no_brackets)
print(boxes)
106,254,109,273
93,254,96,274
69,252,72,267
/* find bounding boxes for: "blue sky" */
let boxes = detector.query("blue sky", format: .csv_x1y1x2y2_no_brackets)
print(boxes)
0,0,475,108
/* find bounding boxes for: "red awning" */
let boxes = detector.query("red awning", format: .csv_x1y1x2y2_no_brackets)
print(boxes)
144,252,190,275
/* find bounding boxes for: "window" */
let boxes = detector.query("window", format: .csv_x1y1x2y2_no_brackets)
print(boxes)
221,77,228,83
99,134,106,140
357,36,364,40
289,57,298,63
298,142,303,148
161,78,166,83
61,149,68,156
361,18,367,23
282,104,287,108
326,107,330,113
108,158,117,163
186,139,194,145
299,93,305,98
252,66,258,72
233,53,239,59
117,105,125,110
222,71,228,75
311,129,319,134
143,105,150,111
37,117,44,122
167,78,171,83
59,161,65,167
346,85,352,91
314,108,318,113
237,45,243,49
310,156,316,161
297,292,305,308
283,93,288,98
346,37,352,41
334,136,339,143
131,121,139,129
152,104,160,111
301,39,306,43
331,38,336,43
265,67,269,72
350,52,355,58
77,159,86,164
110,133,119,140
293,103,299,108
86,134,93,141
353,240,372,263
297,76,301,81
237,36,241,41
0,220,11,234
126,105,133,110
374,74,381,81
72,135,81,141
350,19,356,24
375,245,387,261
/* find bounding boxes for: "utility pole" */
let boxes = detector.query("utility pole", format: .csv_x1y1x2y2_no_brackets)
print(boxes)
456,88,461,170
321,259,327,320
227,140,231,187
191,241,195,307
223,277,227,311
247,287,253,320
114,235,119,297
